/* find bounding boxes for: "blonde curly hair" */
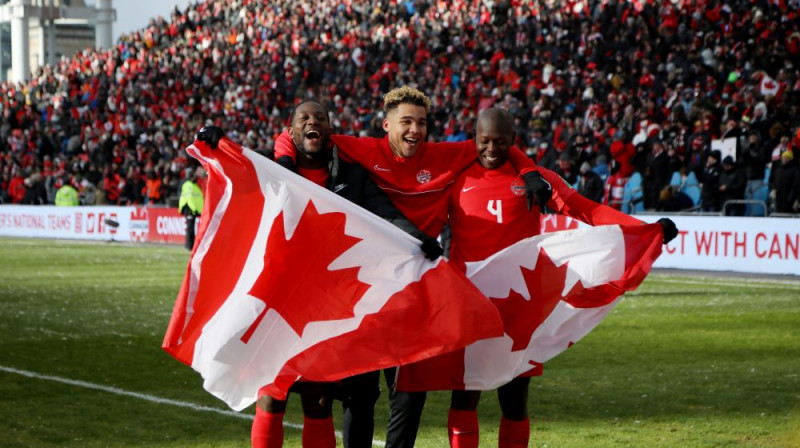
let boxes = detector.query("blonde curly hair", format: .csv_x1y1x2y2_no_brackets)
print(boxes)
383,86,432,114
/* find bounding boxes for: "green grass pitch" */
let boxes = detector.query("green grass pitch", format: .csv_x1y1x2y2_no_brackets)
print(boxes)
1,237,798,447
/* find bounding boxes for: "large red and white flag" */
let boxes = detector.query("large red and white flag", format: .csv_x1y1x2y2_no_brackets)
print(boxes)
397,223,663,391
162,138,503,411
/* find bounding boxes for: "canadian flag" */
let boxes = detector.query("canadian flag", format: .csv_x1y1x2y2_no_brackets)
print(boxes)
397,223,663,391
760,75,782,98
162,138,504,411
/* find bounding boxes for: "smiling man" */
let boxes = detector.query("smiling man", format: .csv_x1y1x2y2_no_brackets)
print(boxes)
288,101,331,170
381,89,428,158
245,100,343,448
414,107,678,448
443,108,548,448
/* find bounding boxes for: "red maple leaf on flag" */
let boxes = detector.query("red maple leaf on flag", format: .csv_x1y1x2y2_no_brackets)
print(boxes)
243,200,370,340
490,248,584,351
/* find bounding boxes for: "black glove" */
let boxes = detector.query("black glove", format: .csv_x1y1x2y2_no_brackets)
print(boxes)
196,126,225,149
658,218,678,245
420,235,444,261
522,171,552,213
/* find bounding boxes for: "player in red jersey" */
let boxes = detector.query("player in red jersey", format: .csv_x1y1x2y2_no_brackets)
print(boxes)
444,108,677,448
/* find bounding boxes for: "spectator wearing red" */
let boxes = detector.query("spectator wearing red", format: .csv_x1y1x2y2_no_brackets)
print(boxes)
145,170,164,204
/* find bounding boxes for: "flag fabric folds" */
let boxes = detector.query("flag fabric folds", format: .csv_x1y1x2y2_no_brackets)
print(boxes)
162,138,504,411
397,222,663,391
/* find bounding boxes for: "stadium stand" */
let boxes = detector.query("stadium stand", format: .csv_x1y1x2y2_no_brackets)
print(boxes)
1,0,799,215
621,171,644,214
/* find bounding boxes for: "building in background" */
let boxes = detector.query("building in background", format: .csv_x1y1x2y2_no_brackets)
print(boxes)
0,0,115,82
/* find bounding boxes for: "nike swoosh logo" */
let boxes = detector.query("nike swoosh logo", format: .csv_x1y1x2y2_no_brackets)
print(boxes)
333,183,347,193
374,164,392,172
462,186,477,192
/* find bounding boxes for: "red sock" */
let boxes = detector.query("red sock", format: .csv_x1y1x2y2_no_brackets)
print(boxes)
448,409,479,448
251,407,284,448
301,416,335,448
499,416,530,448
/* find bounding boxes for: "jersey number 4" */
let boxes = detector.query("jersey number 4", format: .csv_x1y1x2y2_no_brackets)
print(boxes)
487,200,503,223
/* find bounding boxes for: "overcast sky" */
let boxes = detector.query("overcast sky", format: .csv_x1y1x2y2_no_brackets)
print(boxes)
108,0,194,42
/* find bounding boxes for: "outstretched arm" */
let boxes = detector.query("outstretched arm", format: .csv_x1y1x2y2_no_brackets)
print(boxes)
537,166,678,243
537,166,644,226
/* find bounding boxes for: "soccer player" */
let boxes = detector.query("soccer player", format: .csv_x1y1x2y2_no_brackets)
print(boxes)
197,100,442,448
442,107,678,448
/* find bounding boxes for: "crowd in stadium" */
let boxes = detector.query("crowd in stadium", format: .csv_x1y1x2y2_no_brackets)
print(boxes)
1,0,799,214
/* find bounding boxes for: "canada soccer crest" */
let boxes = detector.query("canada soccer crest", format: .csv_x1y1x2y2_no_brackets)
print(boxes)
416,169,432,184
510,179,526,196
129,207,149,242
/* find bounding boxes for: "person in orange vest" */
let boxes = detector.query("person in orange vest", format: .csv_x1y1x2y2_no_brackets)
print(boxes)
144,170,164,204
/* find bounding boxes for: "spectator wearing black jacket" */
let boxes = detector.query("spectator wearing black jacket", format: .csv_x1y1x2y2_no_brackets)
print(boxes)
657,185,694,212
644,139,672,210
21,172,47,205
700,150,723,212
719,156,747,216
741,130,769,200
577,162,605,204
554,152,578,187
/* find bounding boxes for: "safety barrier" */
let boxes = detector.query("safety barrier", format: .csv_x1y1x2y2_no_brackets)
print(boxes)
2,205,798,276
0,205,187,245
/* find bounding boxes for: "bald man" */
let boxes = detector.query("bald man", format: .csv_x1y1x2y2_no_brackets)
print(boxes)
441,108,676,448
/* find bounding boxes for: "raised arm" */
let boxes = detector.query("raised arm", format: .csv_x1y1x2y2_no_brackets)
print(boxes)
537,166,677,243
537,165,644,227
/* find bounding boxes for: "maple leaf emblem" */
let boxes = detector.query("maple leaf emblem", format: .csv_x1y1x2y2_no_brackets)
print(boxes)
490,248,584,351
243,200,370,340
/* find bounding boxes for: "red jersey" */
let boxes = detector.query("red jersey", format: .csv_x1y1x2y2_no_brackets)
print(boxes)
297,166,329,187
449,162,538,271
450,162,643,271
330,134,476,237
442,160,643,382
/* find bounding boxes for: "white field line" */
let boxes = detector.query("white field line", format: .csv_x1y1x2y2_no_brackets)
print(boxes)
0,365,386,447
651,277,800,289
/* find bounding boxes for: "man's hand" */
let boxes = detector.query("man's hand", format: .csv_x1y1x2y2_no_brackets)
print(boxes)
522,171,552,213
658,218,678,244
420,235,444,261
196,126,225,149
